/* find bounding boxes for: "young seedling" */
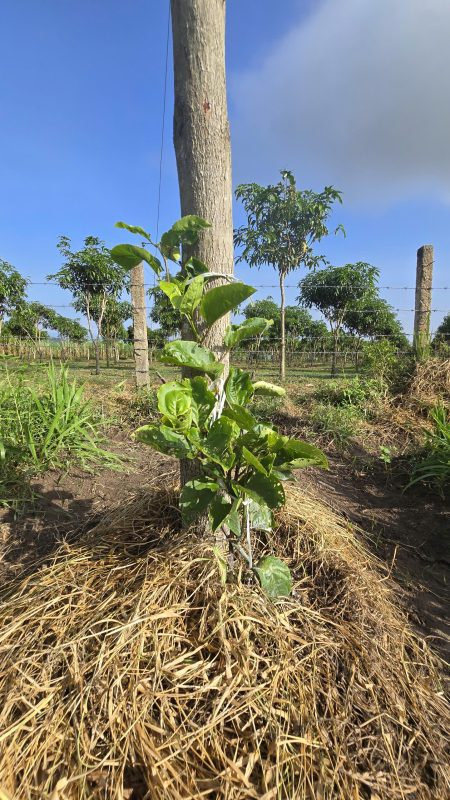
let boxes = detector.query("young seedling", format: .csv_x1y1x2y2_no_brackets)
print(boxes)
111,217,328,598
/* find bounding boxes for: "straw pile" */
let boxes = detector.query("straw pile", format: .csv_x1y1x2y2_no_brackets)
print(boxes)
0,485,448,799
406,358,450,409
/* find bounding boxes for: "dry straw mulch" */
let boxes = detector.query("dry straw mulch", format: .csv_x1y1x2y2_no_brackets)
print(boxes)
0,485,448,799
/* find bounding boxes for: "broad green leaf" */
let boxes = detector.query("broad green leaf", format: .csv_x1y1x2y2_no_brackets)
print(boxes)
179,275,204,317
115,221,151,241
272,468,295,482
200,282,255,326
254,556,292,598
224,317,273,349
252,381,286,397
209,496,242,537
161,340,224,378
135,424,193,458
239,425,284,456
179,479,218,524
160,229,181,262
209,496,232,531
242,446,267,475
189,376,215,426
276,439,328,469
159,280,182,306
157,382,191,419
247,499,274,532
236,473,285,509
202,417,239,470
170,215,211,246
184,257,209,278
222,404,257,431
225,367,253,407
110,244,162,275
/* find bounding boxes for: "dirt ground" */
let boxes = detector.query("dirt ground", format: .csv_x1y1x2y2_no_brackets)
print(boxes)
1,428,448,664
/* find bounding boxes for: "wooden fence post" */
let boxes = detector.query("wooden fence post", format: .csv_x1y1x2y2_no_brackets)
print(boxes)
130,262,150,389
414,244,434,359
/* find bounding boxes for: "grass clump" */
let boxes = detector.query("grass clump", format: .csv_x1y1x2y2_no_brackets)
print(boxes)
405,405,450,497
0,361,119,507
0,484,447,799
308,401,363,447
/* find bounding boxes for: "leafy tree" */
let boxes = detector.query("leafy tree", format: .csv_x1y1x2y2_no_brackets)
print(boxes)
0,260,28,335
4,301,87,343
298,263,379,375
344,296,408,350
436,312,450,342
234,170,343,381
98,298,132,365
243,298,316,350
53,315,87,341
48,236,129,374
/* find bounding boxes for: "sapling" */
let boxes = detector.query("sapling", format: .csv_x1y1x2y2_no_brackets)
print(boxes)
111,217,328,598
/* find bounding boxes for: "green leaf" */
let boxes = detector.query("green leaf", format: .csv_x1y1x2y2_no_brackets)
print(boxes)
254,556,292,598
184,257,209,278
157,382,191,419
170,215,211,246
252,381,286,397
161,340,224,378
222,404,257,431
160,229,181,262
159,280,182,307
135,424,193,458
115,221,151,241
189,376,215,427
202,417,239,470
209,496,242,536
225,367,253,406
179,479,218,524
246,499,274,532
236,473,285,509
110,244,162,275
276,439,328,469
209,496,233,531
242,446,267,475
224,317,273,349
179,275,204,318
200,282,256,326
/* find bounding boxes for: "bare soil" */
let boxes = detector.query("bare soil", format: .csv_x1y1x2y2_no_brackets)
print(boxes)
1,428,448,663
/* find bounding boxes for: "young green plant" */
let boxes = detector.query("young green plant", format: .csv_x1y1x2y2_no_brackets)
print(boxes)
111,217,328,598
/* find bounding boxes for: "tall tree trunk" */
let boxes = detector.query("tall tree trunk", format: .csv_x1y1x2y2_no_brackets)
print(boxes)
94,340,100,375
331,330,338,377
171,0,234,491
105,325,110,369
279,272,286,382
130,262,150,389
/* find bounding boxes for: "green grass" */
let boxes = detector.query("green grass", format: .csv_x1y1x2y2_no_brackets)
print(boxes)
0,360,120,508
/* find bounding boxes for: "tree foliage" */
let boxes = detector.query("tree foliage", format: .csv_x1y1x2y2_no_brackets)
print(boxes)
48,236,129,372
234,170,343,379
0,260,28,325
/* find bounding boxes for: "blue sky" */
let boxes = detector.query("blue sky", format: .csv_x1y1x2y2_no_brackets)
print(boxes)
1,0,449,335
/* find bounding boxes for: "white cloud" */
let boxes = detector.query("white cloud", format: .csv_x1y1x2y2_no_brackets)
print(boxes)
231,0,450,206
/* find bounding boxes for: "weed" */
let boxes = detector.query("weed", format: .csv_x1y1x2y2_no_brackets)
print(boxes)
405,405,450,497
308,402,362,447
0,362,120,508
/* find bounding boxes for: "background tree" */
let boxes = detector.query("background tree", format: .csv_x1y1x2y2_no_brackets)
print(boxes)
100,298,132,366
344,296,408,350
48,236,129,374
234,170,343,381
433,312,450,354
243,298,316,351
148,285,182,340
0,259,28,335
298,262,378,376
